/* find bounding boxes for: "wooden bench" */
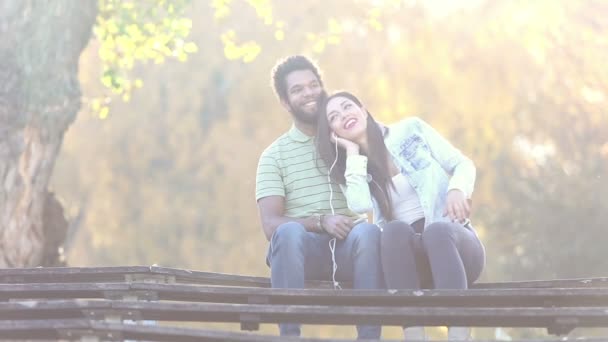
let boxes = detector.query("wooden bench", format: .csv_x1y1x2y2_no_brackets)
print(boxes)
0,266,607,341
2,265,607,289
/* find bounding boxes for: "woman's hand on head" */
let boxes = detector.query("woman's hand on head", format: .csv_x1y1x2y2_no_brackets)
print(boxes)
330,133,360,155
443,189,471,223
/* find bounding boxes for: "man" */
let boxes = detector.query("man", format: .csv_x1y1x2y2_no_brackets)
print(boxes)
255,55,383,339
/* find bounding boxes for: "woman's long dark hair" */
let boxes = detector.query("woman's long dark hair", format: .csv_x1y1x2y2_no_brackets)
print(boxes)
316,91,395,221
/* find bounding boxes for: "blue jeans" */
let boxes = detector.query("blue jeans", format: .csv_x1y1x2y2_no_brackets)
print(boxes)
267,221,383,339
381,220,485,290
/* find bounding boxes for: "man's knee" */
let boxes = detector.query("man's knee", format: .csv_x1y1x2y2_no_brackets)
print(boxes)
271,221,307,246
350,222,380,236
268,222,308,267
349,222,381,248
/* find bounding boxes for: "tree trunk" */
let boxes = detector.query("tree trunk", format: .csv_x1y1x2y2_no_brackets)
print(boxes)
0,1,97,267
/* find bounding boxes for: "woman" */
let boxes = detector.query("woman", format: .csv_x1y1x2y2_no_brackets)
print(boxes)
316,91,485,341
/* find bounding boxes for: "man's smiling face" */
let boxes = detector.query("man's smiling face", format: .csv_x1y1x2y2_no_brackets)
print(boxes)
282,69,325,125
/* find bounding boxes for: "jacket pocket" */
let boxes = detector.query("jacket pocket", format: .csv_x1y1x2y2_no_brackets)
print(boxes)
399,135,431,171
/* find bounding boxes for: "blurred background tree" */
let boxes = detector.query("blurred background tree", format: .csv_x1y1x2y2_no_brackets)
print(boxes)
0,0,196,268
4,0,603,339
0,1,97,268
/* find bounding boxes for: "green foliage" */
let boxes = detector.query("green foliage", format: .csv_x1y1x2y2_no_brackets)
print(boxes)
93,0,197,117
211,0,407,58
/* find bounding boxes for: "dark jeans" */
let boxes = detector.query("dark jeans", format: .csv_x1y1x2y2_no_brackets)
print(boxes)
267,221,383,339
381,219,485,290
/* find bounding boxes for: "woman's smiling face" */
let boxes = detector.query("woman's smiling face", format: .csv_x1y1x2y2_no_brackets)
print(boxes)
325,95,368,142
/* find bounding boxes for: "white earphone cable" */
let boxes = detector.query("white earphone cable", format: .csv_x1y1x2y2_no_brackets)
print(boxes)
327,136,341,289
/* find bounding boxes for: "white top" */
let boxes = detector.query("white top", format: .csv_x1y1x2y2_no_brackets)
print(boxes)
388,173,425,225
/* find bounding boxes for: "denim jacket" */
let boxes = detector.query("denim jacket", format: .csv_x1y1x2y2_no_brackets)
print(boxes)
342,117,476,228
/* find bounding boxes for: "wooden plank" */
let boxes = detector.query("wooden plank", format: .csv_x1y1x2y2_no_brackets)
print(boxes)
0,319,363,341
128,283,608,308
0,283,131,301
2,283,608,307
0,319,344,341
1,319,603,342
0,266,274,287
473,278,608,289
1,266,606,289
1,300,607,329
96,302,608,328
146,266,337,288
0,300,112,320
148,266,272,287
0,266,152,284
0,319,99,340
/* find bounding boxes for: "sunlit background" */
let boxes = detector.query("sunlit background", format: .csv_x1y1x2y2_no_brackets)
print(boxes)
47,0,607,339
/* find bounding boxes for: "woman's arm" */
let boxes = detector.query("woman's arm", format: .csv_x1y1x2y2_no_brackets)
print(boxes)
343,154,375,213
330,135,375,214
415,117,476,198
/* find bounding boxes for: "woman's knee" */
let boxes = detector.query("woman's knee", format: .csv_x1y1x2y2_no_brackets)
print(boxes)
382,220,415,236
465,239,486,283
422,222,457,246
381,220,416,243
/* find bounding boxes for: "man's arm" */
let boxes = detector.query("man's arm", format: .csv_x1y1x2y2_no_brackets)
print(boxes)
256,149,318,241
258,196,357,241
258,195,320,241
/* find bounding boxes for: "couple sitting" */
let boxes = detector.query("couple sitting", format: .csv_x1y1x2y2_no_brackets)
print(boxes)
255,55,486,340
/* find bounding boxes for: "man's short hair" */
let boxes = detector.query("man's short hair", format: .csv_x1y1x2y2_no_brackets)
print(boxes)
271,55,324,103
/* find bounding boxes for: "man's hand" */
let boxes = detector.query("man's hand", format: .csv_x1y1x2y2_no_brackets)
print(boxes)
322,215,356,240
443,189,471,223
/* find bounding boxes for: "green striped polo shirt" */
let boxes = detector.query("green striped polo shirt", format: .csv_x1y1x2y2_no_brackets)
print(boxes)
256,125,358,219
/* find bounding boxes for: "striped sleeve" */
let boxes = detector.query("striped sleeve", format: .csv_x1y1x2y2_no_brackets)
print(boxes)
256,149,285,201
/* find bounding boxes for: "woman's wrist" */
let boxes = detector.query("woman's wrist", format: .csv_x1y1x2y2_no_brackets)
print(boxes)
346,145,360,155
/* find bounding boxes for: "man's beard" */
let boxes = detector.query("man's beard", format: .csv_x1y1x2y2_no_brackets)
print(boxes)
289,91,326,125
291,106,319,125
